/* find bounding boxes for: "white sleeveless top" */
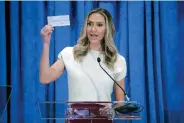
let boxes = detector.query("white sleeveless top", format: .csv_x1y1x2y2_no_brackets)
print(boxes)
58,47,127,102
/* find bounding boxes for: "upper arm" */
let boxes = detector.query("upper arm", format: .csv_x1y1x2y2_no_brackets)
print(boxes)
50,47,71,80
40,47,71,84
113,54,127,101
50,46,72,80
50,59,65,77
45,59,65,83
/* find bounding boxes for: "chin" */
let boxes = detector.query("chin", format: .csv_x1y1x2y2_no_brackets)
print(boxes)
89,39,100,44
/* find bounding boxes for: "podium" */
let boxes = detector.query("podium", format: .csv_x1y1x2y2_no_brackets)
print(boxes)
0,86,12,118
39,101,143,121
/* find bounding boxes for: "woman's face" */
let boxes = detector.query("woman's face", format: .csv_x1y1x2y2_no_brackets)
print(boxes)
86,13,106,45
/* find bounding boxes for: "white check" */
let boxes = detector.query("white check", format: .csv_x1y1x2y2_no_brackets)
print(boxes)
47,15,70,27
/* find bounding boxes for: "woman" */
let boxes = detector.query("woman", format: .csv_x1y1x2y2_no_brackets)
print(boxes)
40,8,127,123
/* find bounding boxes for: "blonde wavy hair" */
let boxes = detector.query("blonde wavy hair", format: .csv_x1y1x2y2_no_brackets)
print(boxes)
73,8,118,70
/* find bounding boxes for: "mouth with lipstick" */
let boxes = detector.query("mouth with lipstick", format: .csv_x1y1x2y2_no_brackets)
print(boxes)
89,34,99,39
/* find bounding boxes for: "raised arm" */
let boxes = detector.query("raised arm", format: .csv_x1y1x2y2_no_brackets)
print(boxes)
39,24,65,84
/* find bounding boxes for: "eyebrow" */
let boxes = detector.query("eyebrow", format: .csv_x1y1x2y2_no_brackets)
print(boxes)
87,20,104,24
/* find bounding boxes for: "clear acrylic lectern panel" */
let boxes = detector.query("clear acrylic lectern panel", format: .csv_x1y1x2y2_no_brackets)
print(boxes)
39,101,142,120
0,86,12,117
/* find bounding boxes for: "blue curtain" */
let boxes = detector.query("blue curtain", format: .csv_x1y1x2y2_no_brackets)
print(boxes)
0,1,184,123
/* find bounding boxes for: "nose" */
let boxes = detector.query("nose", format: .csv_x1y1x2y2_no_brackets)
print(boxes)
91,25,96,32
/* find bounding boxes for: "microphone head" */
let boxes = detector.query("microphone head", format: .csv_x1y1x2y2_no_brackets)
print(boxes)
114,103,143,114
97,57,101,63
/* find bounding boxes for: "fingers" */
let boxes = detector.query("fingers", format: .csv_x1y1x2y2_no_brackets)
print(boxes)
41,24,54,35
99,106,111,116
46,24,54,32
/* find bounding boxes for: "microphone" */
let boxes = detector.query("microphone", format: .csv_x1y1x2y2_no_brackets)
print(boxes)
97,57,143,114
97,57,130,101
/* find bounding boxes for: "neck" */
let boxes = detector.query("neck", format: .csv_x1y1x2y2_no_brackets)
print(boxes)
90,43,101,51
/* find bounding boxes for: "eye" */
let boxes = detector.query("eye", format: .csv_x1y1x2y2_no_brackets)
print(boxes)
97,23,103,27
87,22,93,26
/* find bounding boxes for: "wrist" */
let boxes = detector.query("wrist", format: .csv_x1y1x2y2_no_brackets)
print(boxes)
43,42,50,49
